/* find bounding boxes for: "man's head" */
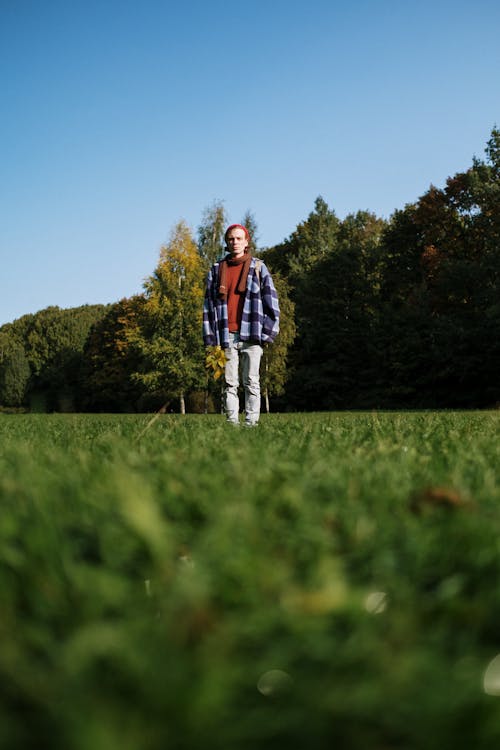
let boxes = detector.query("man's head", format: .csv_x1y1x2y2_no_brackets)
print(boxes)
225,224,250,258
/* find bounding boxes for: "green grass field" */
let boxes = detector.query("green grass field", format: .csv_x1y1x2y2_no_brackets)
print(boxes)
1,411,500,749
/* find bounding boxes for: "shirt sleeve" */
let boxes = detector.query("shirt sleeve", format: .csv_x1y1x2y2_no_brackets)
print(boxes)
260,263,280,343
202,266,217,346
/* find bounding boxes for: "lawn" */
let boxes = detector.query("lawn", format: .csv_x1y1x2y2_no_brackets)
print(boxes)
1,411,500,749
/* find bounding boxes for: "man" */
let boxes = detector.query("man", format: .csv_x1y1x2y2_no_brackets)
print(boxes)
203,224,280,426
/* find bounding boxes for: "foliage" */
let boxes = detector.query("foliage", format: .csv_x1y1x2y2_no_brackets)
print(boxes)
2,130,500,412
274,207,387,409
80,297,147,412
0,342,30,406
241,209,259,253
197,200,227,267
1,411,500,748
373,128,500,407
131,221,206,412
205,345,227,380
0,305,108,410
264,195,340,280
262,130,500,410
260,272,296,402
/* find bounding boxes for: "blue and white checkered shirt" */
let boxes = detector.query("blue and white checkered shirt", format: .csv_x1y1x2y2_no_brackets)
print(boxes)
203,255,280,348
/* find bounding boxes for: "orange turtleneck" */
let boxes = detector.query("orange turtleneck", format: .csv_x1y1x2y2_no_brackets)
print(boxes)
226,255,246,332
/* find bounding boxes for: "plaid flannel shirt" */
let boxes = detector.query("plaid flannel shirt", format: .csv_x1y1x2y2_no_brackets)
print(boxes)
203,255,280,348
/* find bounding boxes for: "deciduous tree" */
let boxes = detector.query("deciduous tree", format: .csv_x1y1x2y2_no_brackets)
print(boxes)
260,273,296,411
81,296,146,411
197,200,227,267
0,342,30,407
132,221,206,413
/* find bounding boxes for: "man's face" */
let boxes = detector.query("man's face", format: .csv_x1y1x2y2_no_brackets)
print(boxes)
226,228,249,258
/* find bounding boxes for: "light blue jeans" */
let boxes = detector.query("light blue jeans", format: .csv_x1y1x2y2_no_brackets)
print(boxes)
224,333,263,425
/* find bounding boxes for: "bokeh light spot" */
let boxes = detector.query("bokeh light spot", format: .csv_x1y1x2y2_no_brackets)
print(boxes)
483,654,500,696
257,669,293,696
364,591,388,614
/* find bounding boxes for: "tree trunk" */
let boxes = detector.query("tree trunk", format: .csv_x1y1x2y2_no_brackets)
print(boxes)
264,386,270,414
179,391,186,414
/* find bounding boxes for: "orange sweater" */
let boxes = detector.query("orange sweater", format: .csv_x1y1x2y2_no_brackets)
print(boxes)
225,257,246,332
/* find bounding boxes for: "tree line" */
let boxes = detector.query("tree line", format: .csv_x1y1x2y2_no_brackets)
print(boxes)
1,129,499,412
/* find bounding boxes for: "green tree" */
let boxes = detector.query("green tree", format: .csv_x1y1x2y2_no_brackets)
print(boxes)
29,305,109,410
375,128,500,407
288,210,385,409
241,210,259,254
260,273,296,411
132,221,206,413
264,196,340,280
0,304,107,410
197,200,227,267
0,342,31,407
81,296,147,411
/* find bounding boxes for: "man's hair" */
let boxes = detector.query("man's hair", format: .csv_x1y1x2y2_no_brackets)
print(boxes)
224,224,250,242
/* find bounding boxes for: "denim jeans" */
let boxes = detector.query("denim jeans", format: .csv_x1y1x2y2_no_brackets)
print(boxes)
224,332,263,425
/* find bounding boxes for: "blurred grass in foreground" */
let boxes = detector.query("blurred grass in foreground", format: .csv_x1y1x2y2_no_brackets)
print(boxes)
1,411,500,749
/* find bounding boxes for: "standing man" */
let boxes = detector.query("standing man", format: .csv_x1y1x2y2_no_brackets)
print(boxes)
203,224,280,426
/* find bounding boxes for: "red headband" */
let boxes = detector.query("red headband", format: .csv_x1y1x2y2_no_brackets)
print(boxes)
224,224,250,241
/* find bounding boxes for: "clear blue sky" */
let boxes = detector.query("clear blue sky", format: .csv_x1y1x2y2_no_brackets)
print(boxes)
1,0,499,326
